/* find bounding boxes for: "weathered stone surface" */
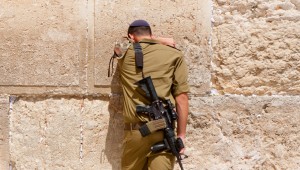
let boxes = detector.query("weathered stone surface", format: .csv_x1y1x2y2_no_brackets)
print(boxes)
212,0,300,95
185,95,300,169
8,96,124,170
0,96,9,169
0,1,87,92
9,97,116,169
10,97,79,169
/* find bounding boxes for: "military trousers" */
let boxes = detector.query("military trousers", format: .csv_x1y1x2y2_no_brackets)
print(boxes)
121,129,175,170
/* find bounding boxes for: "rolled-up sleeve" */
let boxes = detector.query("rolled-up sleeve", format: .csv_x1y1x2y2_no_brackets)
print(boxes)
172,56,190,96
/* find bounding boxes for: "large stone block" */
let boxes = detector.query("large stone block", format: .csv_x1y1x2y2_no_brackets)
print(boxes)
184,95,300,169
10,97,82,169
0,96,9,169
9,96,125,169
212,0,300,95
0,1,88,94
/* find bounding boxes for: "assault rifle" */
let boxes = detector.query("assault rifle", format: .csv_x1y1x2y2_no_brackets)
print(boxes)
136,76,185,170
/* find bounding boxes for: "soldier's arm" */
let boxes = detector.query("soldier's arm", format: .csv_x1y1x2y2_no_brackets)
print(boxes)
152,36,176,47
175,92,189,153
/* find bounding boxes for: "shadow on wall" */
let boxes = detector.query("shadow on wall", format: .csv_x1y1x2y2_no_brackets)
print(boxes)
104,66,124,170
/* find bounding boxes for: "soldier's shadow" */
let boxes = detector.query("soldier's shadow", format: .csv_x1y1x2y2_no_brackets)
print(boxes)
104,67,124,170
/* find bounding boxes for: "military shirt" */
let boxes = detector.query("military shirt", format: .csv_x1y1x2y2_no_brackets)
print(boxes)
118,39,189,123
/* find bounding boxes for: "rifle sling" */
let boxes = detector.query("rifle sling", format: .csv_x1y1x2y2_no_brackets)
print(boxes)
133,43,143,69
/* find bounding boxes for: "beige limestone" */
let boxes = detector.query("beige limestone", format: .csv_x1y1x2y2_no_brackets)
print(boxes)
0,96,9,169
0,1,88,94
6,95,124,169
186,95,300,169
9,97,120,169
10,97,82,169
212,0,300,95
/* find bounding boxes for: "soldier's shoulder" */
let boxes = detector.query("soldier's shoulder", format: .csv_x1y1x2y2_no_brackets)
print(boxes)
157,44,182,53
127,43,134,50
166,45,181,52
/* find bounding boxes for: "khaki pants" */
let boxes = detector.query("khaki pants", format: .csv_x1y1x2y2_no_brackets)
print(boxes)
121,130,175,170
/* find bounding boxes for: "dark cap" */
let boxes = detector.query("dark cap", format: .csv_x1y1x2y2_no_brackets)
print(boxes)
129,20,150,27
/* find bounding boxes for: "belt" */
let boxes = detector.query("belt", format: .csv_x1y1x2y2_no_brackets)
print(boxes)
124,122,145,130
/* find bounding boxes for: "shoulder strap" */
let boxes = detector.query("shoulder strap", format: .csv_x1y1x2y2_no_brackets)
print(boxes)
133,42,144,78
133,43,143,69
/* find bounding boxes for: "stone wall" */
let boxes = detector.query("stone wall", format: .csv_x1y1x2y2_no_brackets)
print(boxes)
212,0,300,95
0,96,10,168
8,96,123,169
0,0,299,170
187,95,300,169
0,1,87,94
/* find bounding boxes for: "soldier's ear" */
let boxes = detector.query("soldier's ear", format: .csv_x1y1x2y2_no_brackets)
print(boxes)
128,34,135,41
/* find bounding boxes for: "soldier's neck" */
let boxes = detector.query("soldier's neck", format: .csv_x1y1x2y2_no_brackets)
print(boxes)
134,35,152,42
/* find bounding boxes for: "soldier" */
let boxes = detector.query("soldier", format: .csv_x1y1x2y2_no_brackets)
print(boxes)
118,19,189,170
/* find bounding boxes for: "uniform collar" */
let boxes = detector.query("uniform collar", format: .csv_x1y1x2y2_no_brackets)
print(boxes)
138,38,160,44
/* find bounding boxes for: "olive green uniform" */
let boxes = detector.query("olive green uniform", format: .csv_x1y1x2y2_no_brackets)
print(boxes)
119,39,189,170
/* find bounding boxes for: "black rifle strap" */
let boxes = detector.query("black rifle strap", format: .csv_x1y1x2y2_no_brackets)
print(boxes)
107,53,116,77
133,42,144,78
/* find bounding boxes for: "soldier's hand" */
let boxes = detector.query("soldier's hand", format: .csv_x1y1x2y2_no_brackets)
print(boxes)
114,45,123,57
178,135,185,154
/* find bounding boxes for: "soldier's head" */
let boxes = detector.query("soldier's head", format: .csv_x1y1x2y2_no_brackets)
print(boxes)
127,20,152,42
